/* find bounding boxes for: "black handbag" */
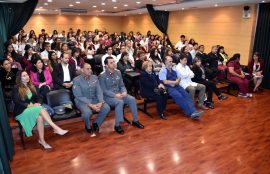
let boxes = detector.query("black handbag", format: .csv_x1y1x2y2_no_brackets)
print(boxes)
154,87,167,95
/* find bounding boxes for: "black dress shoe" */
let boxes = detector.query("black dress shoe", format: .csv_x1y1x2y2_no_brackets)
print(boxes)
159,113,167,120
132,121,144,129
93,123,99,133
206,102,215,109
114,126,124,134
85,126,93,134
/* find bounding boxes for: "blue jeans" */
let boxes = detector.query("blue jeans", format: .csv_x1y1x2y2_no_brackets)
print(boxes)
168,86,196,116
105,95,138,126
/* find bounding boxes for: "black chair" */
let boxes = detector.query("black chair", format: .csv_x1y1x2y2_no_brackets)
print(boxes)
138,98,155,118
46,89,79,121
93,54,104,75
16,120,26,149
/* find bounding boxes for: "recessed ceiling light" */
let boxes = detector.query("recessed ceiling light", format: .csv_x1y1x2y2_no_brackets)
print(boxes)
38,13,41,14
69,4,74,7
101,10,105,12
93,5,97,8
39,6,43,8
214,4,218,7
124,4,128,7
152,0,156,1
44,2,48,5
76,1,80,4
113,6,118,9
136,2,141,4
181,8,185,10
112,0,116,2
55,9,58,11
101,2,106,5
164,9,167,11
47,0,52,2
138,13,142,14
262,0,265,2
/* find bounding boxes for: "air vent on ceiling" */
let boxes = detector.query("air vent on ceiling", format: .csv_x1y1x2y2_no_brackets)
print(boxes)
60,8,87,14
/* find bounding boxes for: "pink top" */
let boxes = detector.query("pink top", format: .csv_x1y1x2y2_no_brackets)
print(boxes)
30,67,53,88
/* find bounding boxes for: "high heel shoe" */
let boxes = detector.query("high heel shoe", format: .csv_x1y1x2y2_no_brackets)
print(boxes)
38,140,52,149
53,129,69,136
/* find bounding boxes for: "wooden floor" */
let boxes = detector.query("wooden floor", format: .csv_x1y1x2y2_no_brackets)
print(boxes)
10,90,270,174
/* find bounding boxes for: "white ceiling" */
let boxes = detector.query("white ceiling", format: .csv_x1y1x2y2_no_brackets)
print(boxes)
1,0,267,16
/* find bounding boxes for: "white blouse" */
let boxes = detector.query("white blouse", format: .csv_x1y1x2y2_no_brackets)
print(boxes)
175,63,197,89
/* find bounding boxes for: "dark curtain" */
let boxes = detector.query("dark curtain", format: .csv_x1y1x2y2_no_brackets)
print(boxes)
146,4,169,34
0,0,38,59
253,3,270,88
0,83,13,174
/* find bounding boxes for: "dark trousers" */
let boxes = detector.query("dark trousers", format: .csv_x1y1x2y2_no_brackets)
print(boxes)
201,80,221,103
144,94,168,115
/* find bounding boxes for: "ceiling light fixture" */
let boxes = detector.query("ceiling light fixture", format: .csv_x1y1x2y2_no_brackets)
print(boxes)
101,10,105,12
124,4,128,7
44,3,48,5
136,2,141,4
93,5,97,8
214,4,218,7
69,4,74,7
47,0,52,2
181,8,184,10
113,6,118,9
39,6,43,8
101,2,106,5
262,0,265,2
112,0,116,2
76,1,80,4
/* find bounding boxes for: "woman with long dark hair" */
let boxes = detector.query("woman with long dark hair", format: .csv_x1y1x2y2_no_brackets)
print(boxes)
30,57,53,102
12,71,68,149
248,52,264,91
0,59,18,112
149,48,163,70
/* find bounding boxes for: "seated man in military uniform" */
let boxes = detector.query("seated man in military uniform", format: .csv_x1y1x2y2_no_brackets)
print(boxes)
99,57,144,134
73,62,110,135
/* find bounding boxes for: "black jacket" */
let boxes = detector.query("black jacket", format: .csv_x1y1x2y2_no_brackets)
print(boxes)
12,86,42,117
191,65,206,83
208,52,220,69
196,52,210,67
52,63,76,89
139,71,160,98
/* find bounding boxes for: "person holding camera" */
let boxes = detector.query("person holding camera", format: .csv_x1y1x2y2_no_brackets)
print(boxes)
140,61,168,119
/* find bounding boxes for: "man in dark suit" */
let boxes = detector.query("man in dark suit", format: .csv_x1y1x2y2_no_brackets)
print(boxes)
52,52,76,90
196,45,218,80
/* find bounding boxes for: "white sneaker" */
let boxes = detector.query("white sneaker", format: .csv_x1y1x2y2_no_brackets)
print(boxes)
238,93,248,98
247,93,253,97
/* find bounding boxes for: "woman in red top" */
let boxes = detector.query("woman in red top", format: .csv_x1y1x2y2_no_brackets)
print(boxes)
227,53,252,98
248,52,264,92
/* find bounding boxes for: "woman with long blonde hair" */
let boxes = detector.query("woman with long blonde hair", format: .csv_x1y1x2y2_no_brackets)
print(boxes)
12,71,68,149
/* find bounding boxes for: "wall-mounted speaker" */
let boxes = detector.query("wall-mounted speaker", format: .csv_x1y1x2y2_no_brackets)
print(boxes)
243,5,251,19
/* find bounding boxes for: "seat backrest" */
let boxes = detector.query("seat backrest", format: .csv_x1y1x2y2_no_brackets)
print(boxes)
46,89,72,107
94,54,104,65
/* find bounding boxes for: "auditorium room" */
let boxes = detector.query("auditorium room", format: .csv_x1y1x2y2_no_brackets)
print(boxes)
0,0,270,173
